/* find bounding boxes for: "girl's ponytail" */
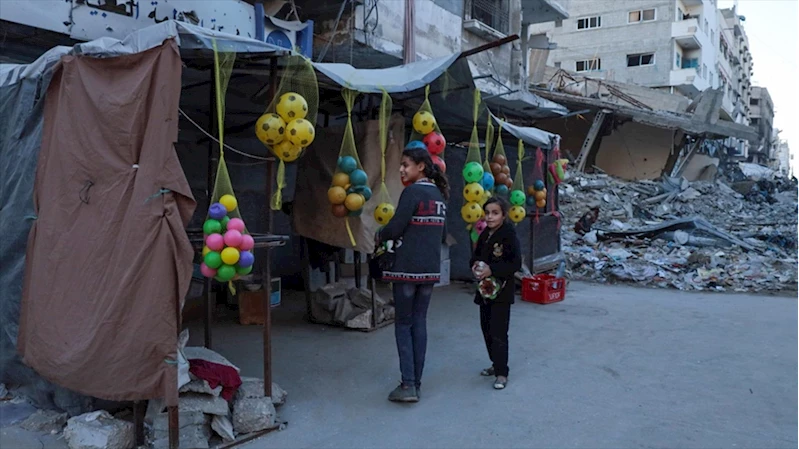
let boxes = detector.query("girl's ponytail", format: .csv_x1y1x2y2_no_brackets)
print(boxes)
427,163,450,201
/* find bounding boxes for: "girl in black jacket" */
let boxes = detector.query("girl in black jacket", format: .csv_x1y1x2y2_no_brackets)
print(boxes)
470,196,522,390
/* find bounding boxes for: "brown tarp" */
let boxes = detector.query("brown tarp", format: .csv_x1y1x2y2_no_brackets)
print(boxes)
293,114,405,253
18,40,195,406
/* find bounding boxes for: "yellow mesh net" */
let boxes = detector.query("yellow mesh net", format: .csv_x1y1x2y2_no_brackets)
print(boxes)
461,89,486,225
327,89,368,247
508,139,527,223
373,90,396,227
200,42,255,288
409,85,445,165
253,55,319,211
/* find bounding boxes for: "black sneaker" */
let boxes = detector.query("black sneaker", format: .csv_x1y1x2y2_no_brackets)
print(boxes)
480,367,495,377
388,384,418,403
415,385,422,399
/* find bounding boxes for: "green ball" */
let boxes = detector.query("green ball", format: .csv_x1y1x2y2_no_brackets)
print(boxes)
462,161,484,184
203,219,222,235
204,251,222,269
236,265,253,275
510,190,526,206
221,216,231,231
216,264,236,281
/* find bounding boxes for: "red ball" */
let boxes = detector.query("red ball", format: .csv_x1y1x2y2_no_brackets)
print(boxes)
431,155,446,173
423,132,446,155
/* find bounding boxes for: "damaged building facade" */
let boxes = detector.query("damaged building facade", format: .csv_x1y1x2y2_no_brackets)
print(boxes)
524,0,775,181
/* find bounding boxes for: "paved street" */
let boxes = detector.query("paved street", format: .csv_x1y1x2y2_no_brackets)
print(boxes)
225,282,797,449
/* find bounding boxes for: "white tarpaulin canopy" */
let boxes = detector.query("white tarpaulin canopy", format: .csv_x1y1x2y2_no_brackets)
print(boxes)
311,53,461,94
490,112,558,149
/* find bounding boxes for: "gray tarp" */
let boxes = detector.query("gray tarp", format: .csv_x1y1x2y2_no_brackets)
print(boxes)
491,112,559,150
312,53,461,93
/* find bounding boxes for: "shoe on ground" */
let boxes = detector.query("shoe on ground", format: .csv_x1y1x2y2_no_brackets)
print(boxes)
480,367,495,377
493,376,507,390
388,384,419,403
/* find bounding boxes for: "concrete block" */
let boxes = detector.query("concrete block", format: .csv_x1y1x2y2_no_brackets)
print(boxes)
232,398,276,435
179,379,222,397
63,411,134,449
20,409,68,434
237,378,287,407
211,415,235,442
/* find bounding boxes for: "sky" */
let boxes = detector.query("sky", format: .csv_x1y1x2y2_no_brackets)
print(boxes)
718,0,799,175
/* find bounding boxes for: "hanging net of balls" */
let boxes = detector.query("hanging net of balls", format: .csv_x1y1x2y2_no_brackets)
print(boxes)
409,85,446,173
373,89,396,227
461,89,488,226
253,55,319,211
200,41,256,285
507,140,527,224
530,146,547,222
488,120,512,200
327,89,370,247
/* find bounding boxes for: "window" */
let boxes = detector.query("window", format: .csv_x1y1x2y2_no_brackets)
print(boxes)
577,16,601,30
554,62,561,68
703,19,708,33
675,53,682,68
628,8,656,23
750,118,759,126
576,58,601,72
555,19,563,27
681,58,699,69
750,98,759,106
710,30,714,45
702,64,707,79
627,53,655,67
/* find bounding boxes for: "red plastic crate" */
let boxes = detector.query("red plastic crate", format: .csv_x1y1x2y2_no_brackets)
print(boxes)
521,274,566,304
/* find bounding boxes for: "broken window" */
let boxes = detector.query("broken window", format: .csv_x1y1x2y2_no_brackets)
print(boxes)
577,16,601,30
629,8,656,23
627,53,655,67
471,0,510,35
750,98,760,106
576,59,601,72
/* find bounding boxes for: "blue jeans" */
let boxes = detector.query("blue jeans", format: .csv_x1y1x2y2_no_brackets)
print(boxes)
393,283,434,387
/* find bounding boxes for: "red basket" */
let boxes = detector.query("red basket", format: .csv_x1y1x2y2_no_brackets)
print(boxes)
521,275,566,304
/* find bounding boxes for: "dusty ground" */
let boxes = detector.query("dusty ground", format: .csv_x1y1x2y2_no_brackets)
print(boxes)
2,281,795,449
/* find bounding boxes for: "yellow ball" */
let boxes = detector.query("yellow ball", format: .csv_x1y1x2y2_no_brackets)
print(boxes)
202,246,211,257
255,113,286,146
327,186,347,205
509,206,526,223
478,189,491,206
219,194,237,212
276,92,308,122
221,247,240,265
374,202,395,225
463,182,485,203
286,118,315,148
344,193,365,211
461,201,482,224
413,111,436,134
272,140,302,162
332,172,350,188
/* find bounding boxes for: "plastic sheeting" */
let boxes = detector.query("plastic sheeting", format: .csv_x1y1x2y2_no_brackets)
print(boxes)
490,111,558,150
312,53,461,94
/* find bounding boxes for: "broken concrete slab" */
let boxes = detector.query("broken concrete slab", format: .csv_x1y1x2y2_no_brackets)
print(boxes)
63,411,133,449
232,398,276,435
20,409,68,434
150,416,211,449
237,378,287,407
211,415,235,442
179,379,223,397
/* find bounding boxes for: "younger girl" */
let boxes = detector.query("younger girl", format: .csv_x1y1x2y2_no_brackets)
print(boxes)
470,196,521,390
378,145,449,402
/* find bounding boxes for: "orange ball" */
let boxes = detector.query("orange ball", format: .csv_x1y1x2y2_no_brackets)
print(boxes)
493,154,507,166
332,204,348,217
536,198,546,208
490,162,502,176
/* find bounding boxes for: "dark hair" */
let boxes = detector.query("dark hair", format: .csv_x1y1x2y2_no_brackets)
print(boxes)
402,147,450,200
484,196,510,218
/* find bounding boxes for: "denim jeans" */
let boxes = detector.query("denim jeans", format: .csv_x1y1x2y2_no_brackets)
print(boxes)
393,283,434,387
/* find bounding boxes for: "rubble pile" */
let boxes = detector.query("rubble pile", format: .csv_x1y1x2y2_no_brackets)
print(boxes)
558,173,798,292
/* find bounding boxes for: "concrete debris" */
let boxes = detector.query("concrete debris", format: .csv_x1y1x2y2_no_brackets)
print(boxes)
232,397,276,435
237,378,287,407
20,409,68,434
179,379,223,397
63,411,134,449
211,415,235,442
560,173,798,292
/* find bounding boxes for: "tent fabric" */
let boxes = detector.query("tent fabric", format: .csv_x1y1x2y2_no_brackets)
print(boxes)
18,40,195,406
293,115,406,253
312,53,461,93
490,111,558,150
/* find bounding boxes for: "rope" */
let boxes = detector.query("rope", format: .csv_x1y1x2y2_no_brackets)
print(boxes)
178,108,273,162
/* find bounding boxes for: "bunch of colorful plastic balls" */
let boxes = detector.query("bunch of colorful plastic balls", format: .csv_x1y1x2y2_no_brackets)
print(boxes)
527,179,547,210
255,92,316,163
200,194,255,282
328,156,372,218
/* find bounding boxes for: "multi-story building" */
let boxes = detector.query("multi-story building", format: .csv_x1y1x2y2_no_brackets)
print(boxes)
748,86,775,164
717,6,753,159
770,136,790,177
529,0,722,98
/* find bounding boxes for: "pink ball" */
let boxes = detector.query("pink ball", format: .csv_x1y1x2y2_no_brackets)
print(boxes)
205,233,224,251
240,234,255,251
200,262,217,278
227,218,245,232
475,219,487,234
224,230,243,247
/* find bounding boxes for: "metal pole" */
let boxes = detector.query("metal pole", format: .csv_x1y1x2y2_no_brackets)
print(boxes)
205,69,217,349
262,56,278,399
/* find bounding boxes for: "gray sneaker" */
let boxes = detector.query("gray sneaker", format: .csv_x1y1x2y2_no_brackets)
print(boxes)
388,384,418,403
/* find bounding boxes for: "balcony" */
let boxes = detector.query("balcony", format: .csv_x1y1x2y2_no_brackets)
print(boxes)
672,18,701,50
669,68,710,97
721,93,735,121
